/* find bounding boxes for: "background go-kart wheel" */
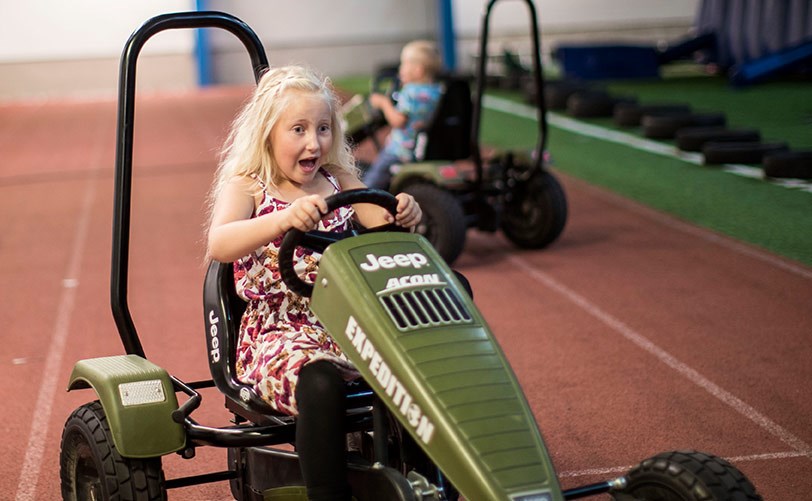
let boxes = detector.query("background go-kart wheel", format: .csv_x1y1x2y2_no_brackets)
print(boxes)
614,450,762,501
501,170,567,249
60,401,166,501
402,183,466,265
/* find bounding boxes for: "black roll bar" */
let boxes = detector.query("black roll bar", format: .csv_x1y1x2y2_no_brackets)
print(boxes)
471,0,548,189
111,12,269,357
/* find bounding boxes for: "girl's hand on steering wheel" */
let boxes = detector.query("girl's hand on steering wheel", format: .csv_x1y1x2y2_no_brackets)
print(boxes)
391,193,422,229
285,194,328,232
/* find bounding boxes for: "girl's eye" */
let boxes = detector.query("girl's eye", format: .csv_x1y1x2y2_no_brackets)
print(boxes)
292,125,304,134
319,124,331,133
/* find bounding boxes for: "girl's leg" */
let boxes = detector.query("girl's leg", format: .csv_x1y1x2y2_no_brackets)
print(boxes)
295,360,351,501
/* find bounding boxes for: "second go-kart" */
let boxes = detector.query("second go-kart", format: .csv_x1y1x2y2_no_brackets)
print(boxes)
344,0,568,265
58,10,762,501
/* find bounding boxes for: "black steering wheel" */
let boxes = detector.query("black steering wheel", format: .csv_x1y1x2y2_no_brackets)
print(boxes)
278,188,404,297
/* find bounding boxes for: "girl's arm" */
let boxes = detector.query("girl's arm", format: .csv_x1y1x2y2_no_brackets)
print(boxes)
208,176,327,263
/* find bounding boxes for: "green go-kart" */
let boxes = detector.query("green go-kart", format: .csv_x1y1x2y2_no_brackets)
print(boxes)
58,11,762,501
343,0,568,265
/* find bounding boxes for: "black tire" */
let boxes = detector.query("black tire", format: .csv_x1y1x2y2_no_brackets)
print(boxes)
501,170,567,249
543,80,588,110
615,450,762,501
642,112,727,139
675,127,761,152
613,102,692,127
763,150,812,179
60,401,166,501
702,141,789,165
567,90,634,118
402,183,467,265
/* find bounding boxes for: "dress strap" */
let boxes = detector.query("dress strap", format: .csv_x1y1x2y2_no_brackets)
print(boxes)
322,168,342,193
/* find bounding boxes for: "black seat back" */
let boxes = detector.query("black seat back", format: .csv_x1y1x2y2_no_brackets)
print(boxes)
202,260,280,420
415,76,473,162
202,260,374,424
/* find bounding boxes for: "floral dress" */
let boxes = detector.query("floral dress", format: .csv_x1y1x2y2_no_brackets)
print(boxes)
234,170,359,415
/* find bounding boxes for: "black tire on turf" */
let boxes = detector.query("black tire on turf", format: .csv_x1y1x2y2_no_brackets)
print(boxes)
675,127,761,152
642,112,727,139
613,102,692,127
614,450,762,501
763,150,812,179
544,80,587,110
567,90,634,118
702,141,789,165
501,170,567,249
402,183,467,265
60,401,166,501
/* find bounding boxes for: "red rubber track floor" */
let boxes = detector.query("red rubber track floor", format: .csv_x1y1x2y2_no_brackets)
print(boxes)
2,87,810,500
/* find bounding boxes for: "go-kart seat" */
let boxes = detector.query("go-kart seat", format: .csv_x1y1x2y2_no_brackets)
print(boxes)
414,75,473,162
202,260,373,425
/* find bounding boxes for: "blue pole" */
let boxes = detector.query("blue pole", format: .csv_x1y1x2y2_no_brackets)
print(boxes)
438,0,457,71
194,0,213,86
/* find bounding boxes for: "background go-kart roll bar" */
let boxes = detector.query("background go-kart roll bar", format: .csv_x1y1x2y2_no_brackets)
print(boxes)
111,12,269,357
471,0,548,189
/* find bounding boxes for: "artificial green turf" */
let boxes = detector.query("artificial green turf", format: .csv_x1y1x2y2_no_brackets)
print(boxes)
481,104,812,267
600,72,812,149
335,74,812,267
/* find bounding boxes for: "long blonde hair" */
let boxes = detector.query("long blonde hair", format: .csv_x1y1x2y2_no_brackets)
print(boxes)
209,65,358,205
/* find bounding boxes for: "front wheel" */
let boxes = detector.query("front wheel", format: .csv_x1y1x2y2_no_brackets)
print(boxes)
614,450,762,500
60,401,166,501
402,183,467,265
501,170,567,249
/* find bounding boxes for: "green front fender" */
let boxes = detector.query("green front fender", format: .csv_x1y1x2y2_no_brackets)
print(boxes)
67,354,185,458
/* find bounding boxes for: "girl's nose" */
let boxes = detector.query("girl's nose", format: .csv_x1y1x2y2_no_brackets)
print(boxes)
305,131,319,151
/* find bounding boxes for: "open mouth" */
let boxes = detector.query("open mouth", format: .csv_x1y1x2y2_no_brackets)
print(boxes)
299,157,319,171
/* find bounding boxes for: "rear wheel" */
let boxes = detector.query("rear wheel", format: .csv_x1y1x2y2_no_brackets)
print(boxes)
614,450,762,500
402,183,467,265
501,169,567,249
60,401,166,501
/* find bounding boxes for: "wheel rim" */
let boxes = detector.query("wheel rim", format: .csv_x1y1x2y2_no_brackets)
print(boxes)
73,442,103,501
628,481,691,501
507,191,543,230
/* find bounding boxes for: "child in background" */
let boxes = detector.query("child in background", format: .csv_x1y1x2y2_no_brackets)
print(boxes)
207,65,421,500
362,40,443,190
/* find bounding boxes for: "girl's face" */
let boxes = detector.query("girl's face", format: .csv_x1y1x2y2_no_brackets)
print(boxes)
270,89,333,188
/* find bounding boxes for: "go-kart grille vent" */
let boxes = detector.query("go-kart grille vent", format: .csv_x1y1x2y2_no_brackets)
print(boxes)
380,287,472,330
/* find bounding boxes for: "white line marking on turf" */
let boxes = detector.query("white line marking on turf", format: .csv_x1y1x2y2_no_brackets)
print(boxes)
15,175,97,501
507,253,812,461
558,451,807,478
483,95,812,193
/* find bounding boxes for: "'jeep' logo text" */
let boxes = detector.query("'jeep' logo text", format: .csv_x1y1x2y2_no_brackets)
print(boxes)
359,252,428,272
208,310,221,364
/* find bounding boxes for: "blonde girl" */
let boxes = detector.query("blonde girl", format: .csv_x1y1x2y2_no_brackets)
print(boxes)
207,65,421,500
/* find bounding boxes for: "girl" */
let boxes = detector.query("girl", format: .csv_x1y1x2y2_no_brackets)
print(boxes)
207,65,422,500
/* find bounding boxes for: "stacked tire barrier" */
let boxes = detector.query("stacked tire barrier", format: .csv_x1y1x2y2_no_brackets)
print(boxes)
542,79,810,180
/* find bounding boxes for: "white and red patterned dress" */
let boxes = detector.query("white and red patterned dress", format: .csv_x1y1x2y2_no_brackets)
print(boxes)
234,170,359,415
